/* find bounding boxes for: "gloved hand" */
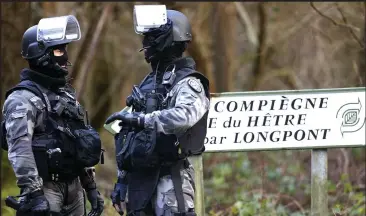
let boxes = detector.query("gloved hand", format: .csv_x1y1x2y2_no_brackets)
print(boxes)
105,111,145,128
110,178,128,216
86,189,104,216
18,189,50,216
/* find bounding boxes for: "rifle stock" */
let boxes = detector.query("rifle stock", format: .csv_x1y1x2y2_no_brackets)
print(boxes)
131,85,146,111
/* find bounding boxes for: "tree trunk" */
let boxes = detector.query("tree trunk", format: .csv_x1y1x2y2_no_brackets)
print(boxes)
250,3,268,91
212,2,237,92
42,2,56,16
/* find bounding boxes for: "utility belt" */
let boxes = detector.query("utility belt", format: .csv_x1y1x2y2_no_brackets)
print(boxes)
48,172,80,183
33,142,82,183
159,158,190,177
30,113,103,183
32,128,94,183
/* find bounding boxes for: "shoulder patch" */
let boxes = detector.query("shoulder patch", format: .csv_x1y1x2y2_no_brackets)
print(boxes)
188,79,202,93
29,96,46,110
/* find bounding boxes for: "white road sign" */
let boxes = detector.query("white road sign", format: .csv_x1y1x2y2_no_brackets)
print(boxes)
204,87,366,152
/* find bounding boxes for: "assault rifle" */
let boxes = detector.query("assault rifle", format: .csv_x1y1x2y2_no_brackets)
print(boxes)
126,85,146,112
126,85,160,114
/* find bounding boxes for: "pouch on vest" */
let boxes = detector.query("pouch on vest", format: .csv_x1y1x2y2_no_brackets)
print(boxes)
72,126,102,167
130,127,159,169
31,134,55,181
116,127,159,171
116,129,133,171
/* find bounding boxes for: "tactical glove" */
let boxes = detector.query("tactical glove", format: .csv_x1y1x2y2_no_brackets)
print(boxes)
86,188,104,216
18,190,50,216
105,111,145,128
110,178,128,216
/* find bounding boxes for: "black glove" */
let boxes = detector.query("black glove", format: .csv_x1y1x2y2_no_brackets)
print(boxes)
86,188,104,216
105,111,145,128
110,178,128,216
18,190,50,216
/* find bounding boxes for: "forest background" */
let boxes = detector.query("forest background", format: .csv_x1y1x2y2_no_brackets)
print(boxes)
1,2,365,216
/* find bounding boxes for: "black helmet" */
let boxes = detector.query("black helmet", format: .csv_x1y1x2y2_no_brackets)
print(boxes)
135,6,192,63
21,15,81,75
167,10,192,42
21,24,72,60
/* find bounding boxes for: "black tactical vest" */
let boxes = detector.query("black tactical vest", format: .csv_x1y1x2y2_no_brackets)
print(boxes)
147,70,208,158
124,57,210,213
2,80,103,182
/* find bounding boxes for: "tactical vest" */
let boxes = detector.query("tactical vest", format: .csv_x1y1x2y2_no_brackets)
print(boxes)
117,63,210,172
1,80,103,182
121,59,210,214
140,67,209,159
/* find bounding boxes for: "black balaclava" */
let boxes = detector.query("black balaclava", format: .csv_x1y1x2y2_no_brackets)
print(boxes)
28,44,69,78
23,43,70,90
140,18,188,72
50,44,69,70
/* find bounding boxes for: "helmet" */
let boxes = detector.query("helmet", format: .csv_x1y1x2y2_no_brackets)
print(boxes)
167,10,192,42
21,25,72,60
134,6,192,63
21,15,81,75
134,6,192,42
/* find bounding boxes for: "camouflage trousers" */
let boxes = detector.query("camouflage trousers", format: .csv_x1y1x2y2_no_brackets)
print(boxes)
43,178,86,216
127,163,196,216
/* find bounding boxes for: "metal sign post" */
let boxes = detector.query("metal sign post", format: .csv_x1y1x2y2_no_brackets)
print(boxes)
311,148,328,216
194,87,366,216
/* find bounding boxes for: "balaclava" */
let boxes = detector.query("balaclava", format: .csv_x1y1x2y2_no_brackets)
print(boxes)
28,43,70,78
140,18,188,71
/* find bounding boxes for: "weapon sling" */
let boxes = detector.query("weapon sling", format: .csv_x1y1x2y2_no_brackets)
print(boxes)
171,160,186,213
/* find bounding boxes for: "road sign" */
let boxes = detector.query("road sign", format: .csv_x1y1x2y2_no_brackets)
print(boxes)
204,87,366,152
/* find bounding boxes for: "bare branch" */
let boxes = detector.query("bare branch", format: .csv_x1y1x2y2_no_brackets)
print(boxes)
352,60,364,86
310,2,342,26
234,2,258,48
335,3,364,48
75,3,113,100
238,4,332,68
250,3,269,91
310,2,364,48
276,194,306,214
340,148,349,178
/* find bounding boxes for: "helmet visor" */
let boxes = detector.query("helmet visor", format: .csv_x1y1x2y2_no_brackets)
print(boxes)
133,5,168,35
37,15,81,42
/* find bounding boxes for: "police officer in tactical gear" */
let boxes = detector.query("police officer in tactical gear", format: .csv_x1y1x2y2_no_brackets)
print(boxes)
105,6,210,216
1,15,104,216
